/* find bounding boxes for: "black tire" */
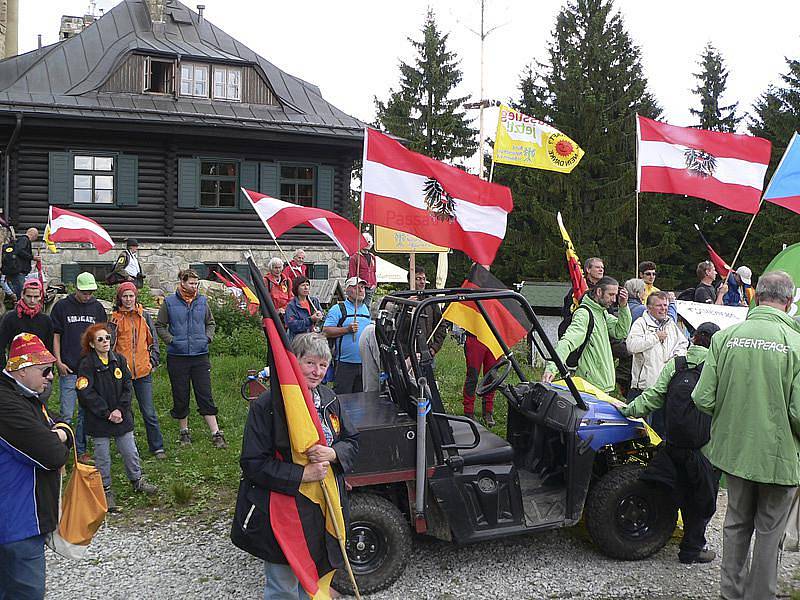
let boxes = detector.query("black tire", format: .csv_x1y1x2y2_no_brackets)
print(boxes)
585,464,677,560
332,493,412,595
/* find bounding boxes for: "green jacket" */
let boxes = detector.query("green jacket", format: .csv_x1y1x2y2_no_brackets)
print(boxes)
622,344,708,418
692,305,800,485
546,295,632,392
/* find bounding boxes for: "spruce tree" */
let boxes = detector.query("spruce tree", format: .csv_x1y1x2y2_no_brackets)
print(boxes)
690,43,742,132
491,0,663,285
374,9,477,162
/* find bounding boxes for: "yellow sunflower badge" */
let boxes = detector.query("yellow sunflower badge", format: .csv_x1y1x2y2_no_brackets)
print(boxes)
329,413,340,435
76,376,89,390
114,368,123,379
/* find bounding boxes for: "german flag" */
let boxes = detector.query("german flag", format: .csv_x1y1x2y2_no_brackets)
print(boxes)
250,259,344,600
442,264,531,359
557,212,588,311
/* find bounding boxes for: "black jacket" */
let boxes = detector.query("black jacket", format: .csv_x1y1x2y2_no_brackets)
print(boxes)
14,236,33,275
231,384,359,564
76,351,134,438
0,310,54,366
0,373,69,543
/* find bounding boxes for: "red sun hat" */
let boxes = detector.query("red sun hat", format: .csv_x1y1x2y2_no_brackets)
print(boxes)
6,332,56,372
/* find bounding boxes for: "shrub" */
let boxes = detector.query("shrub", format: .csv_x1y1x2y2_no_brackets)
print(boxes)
71,283,158,308
206,291,266,359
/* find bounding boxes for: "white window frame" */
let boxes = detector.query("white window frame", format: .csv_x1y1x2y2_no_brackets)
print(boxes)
180,63,209,98
143,57,175,94
212,66,242,102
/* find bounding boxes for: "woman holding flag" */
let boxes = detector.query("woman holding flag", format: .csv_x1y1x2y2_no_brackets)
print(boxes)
232,332,359,599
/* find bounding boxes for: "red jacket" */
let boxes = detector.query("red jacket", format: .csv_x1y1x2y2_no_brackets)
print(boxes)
348,251,377,289
282,261,307,285
264,273,292,310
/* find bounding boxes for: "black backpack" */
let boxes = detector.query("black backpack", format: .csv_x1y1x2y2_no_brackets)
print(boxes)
564,305,595,370
328,301,349,363
1,240,18,276
663,356,711,448
676,288,696,301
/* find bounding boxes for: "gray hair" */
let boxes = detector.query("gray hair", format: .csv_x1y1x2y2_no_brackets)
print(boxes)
291,333,332,363
268,257,284,270
292,248,305,259
624,278,645,300
755,270,795,304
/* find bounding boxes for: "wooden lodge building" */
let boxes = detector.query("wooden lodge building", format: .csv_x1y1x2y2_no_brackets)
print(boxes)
0,0,364,289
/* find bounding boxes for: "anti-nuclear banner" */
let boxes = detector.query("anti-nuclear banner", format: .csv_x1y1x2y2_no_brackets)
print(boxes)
762,242,800,318
676,301,748,331
493,105,584,173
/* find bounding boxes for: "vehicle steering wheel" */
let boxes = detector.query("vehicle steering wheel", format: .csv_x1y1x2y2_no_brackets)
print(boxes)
475,357,513,396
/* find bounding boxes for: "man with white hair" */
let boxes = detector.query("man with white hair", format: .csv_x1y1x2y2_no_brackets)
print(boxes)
264,257,292,315
348,232,378,305
693,271,800,600
282,248,307,286
323,277,371,394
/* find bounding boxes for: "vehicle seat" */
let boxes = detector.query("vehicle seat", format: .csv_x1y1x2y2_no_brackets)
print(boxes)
450,420,514,466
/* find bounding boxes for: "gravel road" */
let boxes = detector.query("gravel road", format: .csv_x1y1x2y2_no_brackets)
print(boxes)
46,489,800,599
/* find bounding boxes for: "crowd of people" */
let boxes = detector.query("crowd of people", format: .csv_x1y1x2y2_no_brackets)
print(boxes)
543,258,800,600
1,223,798,600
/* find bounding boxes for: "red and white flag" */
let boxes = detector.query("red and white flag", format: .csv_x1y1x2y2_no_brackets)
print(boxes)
636,115,772,214
242,189,368,256
361,128,513,265
47,206,114,254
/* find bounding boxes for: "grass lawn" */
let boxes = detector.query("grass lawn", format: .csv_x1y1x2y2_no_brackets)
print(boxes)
49,334,537,516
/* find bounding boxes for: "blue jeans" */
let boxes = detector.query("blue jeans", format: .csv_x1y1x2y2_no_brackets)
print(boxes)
59,374,86,455
0,534,46,600
132,375,164,453
8,273,25,299
264,562,305,600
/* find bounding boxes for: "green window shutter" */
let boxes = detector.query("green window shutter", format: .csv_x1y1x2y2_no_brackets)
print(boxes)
178,158,200,208
189,263,209,279
316,165,334,210
116,154,139,206
259,163,279,197
61,263,80,285
308,263,328,280
234,263,253,285
239,161,259,209
48,152,73,204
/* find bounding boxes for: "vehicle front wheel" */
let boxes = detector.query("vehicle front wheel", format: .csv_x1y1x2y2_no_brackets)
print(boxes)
332,493,412,595
585,464,677,560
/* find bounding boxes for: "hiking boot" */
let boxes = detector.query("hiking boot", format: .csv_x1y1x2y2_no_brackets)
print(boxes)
179,429,192,446
679,549,716,564
104,487,119,513
154,449,167,460
211,431,228,449
132,477,158,495
77,452,94,465
464,412,475,421
483,412,496,428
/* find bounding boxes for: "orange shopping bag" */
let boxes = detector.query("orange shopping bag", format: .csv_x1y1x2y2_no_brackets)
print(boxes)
47,423,107,559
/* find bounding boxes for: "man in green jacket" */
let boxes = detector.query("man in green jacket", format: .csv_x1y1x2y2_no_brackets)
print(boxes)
692,271,800,600
542,276,631,392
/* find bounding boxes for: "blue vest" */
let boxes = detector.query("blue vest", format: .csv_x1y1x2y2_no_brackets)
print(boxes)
164,293,209,356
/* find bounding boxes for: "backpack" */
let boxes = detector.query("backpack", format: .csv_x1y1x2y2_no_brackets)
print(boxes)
322,301,349,384
663,356,711,448
564,305,595,370
1,240,19,276
676,288,696,301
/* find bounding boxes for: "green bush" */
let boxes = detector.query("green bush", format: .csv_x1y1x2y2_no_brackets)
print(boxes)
206,291,266,359
69,282,158,308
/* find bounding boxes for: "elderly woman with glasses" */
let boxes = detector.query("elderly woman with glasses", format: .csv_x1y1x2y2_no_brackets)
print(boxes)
232,333,359,599
77,323,157,512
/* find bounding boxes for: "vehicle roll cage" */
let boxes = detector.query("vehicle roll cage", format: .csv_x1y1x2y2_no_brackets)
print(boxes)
376,287,587,411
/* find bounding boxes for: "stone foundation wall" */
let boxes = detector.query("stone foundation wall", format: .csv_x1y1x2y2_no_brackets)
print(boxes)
39,242,349,292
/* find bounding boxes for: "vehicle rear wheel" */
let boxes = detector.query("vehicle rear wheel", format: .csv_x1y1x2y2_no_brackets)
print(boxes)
332,493,412,595
585,464,677,560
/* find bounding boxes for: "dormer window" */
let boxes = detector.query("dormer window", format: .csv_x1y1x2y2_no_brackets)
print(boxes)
144,57,175,94
213,66,241,101
180,63,208,97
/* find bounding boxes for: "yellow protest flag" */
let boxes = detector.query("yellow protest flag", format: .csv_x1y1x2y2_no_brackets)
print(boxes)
493,105,584,173
43,224,59,253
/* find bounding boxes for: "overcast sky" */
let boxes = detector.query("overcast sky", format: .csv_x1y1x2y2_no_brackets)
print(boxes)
19,0,800,166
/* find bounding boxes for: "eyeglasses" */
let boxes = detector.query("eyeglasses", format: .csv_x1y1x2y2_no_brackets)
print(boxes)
94,335,111,342
643,271,657,276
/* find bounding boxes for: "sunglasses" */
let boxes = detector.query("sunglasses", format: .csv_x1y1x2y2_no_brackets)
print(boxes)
33,366,53,377
94,335,111,342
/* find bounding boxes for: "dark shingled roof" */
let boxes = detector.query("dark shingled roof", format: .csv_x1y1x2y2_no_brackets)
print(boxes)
0,0,364,139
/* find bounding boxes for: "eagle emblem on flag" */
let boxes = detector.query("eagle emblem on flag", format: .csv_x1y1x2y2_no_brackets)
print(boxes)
683,147,717,178
422,177,456,222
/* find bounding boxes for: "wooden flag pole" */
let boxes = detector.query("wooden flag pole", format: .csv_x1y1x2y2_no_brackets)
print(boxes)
488,158,496,183
320,481,362,600
727,200,764,274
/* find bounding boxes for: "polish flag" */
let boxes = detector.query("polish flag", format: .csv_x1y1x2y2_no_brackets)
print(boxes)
361,128,513,265
636,115,771,214
242,189,368,256
47,206,114,254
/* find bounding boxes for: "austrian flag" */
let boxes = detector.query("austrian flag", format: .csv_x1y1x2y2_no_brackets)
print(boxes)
361,128,513,265
636,115,771,214
47,206,114,254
